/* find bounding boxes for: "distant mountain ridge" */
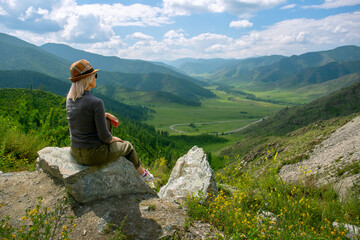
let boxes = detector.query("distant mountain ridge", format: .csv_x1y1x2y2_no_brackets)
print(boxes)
166,58,239,75
169,46,360,91
40,43,207,87
247,45,360,87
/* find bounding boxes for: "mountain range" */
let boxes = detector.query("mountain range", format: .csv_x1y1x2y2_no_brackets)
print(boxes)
0,32,214,106
1,32,360,107
167,45,360,101
40,43,207,87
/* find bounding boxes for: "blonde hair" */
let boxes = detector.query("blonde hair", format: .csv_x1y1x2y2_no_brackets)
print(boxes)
67,74,95,101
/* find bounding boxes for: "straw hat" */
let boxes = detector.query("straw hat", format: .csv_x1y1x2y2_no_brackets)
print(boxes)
69,59,99,82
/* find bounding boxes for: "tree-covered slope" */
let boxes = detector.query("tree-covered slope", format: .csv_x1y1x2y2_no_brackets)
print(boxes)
0,70,151,121
0,70,70,96
98,71,216,102
0,33,70,80
281,60,360,88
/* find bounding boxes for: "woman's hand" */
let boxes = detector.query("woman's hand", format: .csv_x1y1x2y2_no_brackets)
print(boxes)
109,136,124,143
105,113,119,127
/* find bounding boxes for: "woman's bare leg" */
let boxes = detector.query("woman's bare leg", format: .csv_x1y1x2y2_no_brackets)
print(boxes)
136,166,145,175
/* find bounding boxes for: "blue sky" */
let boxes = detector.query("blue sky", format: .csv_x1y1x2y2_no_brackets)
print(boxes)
0,0,359,61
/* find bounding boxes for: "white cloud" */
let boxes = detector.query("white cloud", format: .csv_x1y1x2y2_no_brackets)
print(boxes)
0,0,172,41
281,4,296,10
126,32,154,41
227,11,360,57
163,0,286,16
230,20,253,28
0,6,8,16
112,11,360,60
304,0,360,9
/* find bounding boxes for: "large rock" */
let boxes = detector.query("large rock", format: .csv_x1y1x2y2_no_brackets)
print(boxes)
37,147,157,203
159,146,217,199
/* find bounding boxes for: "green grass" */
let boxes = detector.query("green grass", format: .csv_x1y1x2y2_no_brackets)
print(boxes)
242,88,311,105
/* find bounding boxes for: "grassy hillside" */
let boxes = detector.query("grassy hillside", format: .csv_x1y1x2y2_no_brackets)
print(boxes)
244,81,360,137
186,113,360,239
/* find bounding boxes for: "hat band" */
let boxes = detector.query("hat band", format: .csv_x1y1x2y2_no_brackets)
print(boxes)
76,68,94,77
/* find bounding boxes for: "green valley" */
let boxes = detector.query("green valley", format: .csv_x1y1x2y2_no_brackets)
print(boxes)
144,88,285,134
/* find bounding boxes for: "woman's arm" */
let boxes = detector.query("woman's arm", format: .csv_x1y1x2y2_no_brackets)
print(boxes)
109,136,124,143
94,101,113,143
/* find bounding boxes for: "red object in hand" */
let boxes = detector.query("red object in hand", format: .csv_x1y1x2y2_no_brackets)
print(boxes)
111,120,119,127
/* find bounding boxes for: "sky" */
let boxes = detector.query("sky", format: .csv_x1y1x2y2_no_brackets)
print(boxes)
0,0,360,61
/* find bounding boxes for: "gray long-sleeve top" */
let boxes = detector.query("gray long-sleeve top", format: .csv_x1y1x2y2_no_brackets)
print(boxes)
66,91,113,148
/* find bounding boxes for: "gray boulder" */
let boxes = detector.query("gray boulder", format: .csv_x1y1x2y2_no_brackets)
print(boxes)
37,147,157,203
159,146,217,199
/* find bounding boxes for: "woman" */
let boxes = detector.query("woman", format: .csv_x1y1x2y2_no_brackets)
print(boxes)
66,59,153,182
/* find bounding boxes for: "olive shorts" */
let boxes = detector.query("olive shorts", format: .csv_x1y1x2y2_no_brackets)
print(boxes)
70,119,141,168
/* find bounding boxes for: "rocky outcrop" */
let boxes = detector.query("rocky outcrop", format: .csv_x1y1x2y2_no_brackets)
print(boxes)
279,116,360,198
37,147,157,203
159,146,217,199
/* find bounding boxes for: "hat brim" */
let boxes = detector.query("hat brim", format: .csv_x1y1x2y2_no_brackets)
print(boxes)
69,69,99,82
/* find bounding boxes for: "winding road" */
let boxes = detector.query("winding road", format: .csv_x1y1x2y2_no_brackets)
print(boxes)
169,118,266,135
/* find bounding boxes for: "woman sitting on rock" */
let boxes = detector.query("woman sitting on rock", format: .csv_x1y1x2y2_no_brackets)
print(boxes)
66,59,153,182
